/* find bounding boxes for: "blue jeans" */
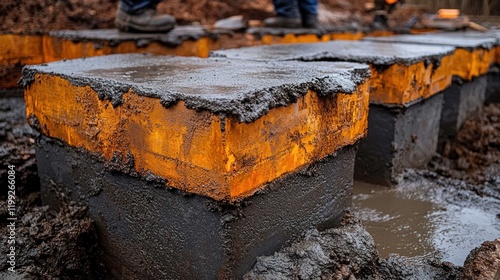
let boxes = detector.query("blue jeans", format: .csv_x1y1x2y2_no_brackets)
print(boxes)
121,0,161,14
272,0,318,18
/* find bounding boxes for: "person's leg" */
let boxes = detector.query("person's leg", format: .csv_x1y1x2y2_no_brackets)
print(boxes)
273,0,300,18
298,0,318,28
263,0,301,28
120,0,161,14
115,0,175,33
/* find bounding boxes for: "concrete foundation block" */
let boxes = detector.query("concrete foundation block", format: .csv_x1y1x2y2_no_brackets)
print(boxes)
355,93,443,186
439,76,487,151
23,54,370,279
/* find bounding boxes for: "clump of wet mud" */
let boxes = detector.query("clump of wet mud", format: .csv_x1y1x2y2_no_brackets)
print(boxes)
0,193,103,279
462,239,500,280
244,213,462,279
430,103,500,185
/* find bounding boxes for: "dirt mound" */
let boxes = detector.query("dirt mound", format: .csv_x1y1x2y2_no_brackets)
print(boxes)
430,104,500,185
244,214,462,279
0,0,371,34
0,192,103,279
462,239,500,280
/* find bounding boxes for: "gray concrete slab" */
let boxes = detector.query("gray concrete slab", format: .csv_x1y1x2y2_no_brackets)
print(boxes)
364,32,498,50
211,40,455,66
49,26,224,47
36,135,355,279
246,25,365,38
22,53,369,122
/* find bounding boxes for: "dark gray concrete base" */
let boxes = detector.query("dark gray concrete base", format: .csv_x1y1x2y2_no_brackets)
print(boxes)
36,136,355,280
439,76,487,151
355,93,443,186
486,71,500,104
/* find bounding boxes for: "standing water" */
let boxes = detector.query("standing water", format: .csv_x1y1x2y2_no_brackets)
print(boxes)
352,174,500,266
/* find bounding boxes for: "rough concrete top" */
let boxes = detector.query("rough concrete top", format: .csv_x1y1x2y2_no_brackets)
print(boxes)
447,31,500,45
364,32,498,50
49,26,229,47
211,40,455,66
22,53,370,123
246,25,365,38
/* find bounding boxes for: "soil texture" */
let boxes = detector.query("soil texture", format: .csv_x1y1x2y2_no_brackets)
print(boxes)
430,104,500,185
1,0,376,34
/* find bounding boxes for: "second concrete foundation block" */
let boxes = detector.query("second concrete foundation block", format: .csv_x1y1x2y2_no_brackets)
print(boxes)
355,93,443,185
439,76,487,151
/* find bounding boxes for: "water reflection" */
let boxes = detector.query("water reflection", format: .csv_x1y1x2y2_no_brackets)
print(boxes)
353,180,500,265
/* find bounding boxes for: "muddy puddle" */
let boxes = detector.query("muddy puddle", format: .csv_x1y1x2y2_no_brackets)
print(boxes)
353,177,500,266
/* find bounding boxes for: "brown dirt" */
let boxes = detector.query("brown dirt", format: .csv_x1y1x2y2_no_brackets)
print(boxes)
0,97,105,279
0,0,371,34
0,97,39,197
461,239,500,280
430,104,500,185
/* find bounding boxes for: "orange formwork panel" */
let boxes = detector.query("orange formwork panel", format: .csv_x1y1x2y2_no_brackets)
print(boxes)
23,54,370,201
364,32,499,81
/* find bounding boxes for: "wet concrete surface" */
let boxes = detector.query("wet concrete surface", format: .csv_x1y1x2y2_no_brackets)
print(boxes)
211,40,455,66
49,26,228,47
364,31,498,50
353,169,500,266
246,25,364,38
22,54,369,122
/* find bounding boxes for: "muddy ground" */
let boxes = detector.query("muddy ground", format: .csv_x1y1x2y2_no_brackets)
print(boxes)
1,96,500,278
0,0,419,34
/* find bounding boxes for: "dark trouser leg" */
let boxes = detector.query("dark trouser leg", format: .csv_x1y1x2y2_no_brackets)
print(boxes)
298,0,318,27
272,0,300,18
120,0,161,14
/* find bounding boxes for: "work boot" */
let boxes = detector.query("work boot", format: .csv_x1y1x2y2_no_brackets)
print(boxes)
302,14,318,28
115,3,176,33
263,17,302,28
